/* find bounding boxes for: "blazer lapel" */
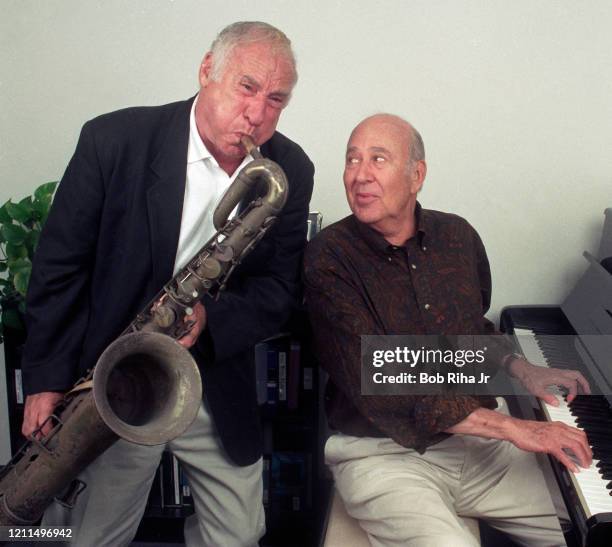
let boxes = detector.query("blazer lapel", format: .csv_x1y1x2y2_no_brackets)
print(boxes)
147,97,194,288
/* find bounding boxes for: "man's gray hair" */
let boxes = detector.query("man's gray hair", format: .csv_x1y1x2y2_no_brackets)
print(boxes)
408,125,425,164
209,21,297,83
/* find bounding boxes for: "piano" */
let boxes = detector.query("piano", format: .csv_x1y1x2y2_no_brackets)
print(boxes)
500,208,612,547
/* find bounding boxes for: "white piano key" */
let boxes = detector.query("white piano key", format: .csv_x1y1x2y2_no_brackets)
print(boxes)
514,329,548,366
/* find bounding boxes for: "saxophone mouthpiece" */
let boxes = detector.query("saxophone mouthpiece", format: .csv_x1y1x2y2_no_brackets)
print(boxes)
241,135,262,160
241,135,256,153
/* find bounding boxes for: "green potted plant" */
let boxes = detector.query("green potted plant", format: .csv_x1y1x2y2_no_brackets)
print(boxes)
0,181,58,453
0,181,58,343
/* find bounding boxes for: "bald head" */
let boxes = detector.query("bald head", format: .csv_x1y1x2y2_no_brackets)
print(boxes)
351,114,425,169
343,113,427,245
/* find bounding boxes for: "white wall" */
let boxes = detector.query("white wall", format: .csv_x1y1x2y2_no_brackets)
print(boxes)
1,1,612,459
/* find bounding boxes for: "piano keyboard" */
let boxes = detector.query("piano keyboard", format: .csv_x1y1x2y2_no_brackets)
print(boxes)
514,327,612,519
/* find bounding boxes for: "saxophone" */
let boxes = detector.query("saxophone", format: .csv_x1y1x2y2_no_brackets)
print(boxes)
0,136,289,526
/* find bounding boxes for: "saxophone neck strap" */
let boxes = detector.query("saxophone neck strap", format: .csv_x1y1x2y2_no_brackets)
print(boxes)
67,379,94,395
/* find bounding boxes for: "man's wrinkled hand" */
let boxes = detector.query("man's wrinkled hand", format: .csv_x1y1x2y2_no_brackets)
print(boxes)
177,301,207,349
509,418,592,473
508,358,590,405
22,391,65,438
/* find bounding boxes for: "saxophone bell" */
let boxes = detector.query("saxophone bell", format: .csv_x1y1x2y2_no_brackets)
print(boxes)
93,332,202,446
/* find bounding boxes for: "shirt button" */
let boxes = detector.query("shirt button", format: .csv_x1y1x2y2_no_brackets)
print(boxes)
411,264,417,270
424,303,431,310
422,246,427,251
387,257,392,262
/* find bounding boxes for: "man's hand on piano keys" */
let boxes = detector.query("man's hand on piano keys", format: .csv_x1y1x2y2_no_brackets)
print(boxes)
446,407,593,474
507,357,591,405
509,419,593,474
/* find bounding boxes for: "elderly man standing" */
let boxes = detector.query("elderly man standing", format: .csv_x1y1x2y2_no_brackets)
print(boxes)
304,114,591,547
21,21,313,547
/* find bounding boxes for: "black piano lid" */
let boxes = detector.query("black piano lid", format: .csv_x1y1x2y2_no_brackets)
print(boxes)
561,209,612,404
561,250,612,405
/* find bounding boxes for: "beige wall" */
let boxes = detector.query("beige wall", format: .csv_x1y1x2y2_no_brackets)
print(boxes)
1,0,611,461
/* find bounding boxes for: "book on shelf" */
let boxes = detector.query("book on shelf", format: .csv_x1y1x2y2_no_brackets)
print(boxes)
278,349,287,404
255,342,269,405
306,211,323,241
172,455,181,506
262,454,271,508
269,452,312,513
179,464,193,507
266,348,279,412
255,336,306,414
287,340,301,411
161,451,177,507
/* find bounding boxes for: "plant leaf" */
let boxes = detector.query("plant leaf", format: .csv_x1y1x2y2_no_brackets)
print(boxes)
34,181,59,201
6,201,31,224
25,229,41,254
18,196,35,219
0,202,12,223
1,223,27,245
32,198,46,219
33,193,54,222
14,270,31,296
7,256,31,276
6,242,28,260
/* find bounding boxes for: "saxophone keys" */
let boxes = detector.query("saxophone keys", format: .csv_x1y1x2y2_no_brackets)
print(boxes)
197,257,222,280
153,305,176,329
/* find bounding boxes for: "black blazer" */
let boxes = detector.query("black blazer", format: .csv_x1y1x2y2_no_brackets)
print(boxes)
22,97,314,465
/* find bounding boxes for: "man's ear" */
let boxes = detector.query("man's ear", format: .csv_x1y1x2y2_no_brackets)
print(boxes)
410,160,427,194
199,52,214,88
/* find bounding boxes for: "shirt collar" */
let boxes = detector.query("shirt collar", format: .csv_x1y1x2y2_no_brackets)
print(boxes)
353,201,430,256
187,96,215,165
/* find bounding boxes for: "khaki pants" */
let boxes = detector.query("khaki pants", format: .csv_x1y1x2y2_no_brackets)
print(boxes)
326,413,565,547
42,403,265,547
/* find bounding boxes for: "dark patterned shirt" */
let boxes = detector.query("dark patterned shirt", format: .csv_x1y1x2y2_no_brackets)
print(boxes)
304,204,511,452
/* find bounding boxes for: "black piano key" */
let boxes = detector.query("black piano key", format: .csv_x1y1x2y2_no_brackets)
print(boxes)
593,451,612,462
572,414,610,423
578,425,612,437
574,417,612,425
570,399,610,409
571,406,611,416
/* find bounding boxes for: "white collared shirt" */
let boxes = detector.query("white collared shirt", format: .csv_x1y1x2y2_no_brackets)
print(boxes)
173,98,253,275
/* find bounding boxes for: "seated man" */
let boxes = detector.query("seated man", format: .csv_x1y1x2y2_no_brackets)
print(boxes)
304,113,591,547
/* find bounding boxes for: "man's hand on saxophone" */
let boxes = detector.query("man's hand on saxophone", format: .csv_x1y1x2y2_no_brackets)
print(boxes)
21,302,206,441
177,301,207,349
22,391,64,438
